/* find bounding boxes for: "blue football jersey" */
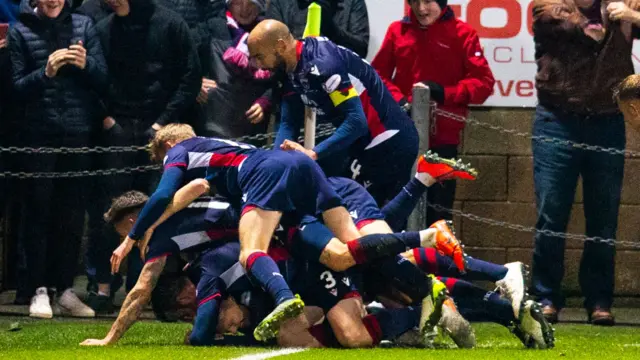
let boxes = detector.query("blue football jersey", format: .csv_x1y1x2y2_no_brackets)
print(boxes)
283,37,411,137
163,137,258,198
145,196,240,261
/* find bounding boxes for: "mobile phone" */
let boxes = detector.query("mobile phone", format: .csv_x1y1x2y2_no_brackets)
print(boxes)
0,24,9,41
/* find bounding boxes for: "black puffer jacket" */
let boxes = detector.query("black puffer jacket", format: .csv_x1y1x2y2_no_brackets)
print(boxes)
156,0,226,77
96,0,201,128
267,0,369,58
8,0,107,138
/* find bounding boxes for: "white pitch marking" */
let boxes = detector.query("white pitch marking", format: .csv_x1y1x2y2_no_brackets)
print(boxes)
230,348,307,360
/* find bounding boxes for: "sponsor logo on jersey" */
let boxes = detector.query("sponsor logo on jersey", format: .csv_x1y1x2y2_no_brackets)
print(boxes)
330,288,338,297
323,74,342,93
349,210,358,219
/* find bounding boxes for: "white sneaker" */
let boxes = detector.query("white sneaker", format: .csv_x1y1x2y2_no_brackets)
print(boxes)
58,289,95,318
496,262,526,319
518,300,555,349
29,287,53,319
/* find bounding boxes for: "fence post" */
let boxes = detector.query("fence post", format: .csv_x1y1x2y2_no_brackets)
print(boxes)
303,3,321,149
407,86,431,231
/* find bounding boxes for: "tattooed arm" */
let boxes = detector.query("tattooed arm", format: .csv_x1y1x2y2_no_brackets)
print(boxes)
80,257,167,346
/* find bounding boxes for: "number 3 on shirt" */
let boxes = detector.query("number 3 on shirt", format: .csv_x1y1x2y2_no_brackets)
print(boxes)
320,271,336,289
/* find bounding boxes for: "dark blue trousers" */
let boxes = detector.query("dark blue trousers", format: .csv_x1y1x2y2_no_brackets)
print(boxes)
531,105,624,311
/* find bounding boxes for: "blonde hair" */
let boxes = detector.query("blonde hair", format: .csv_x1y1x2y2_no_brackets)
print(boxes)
614,74,640,103
148,124,196,162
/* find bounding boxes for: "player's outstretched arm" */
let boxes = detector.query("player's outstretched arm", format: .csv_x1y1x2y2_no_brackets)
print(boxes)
138,179,211,259
128,166,186,241
80,257,167,346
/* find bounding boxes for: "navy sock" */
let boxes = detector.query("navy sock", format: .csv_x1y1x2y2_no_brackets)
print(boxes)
347,232,420,264
371,255,432,301
372,307,420,340
439,276,514,327
382,178,428,232
465,256,508,282
413,248,507,281
246,252,294,305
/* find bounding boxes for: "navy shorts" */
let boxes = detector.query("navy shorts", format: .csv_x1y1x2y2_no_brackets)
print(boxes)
344,127,419,205
290,177,385,261
238,150,343,217
294,261,359,312
327,177,385,228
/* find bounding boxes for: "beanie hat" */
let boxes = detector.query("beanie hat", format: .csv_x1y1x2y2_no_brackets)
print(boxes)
407,0,447,10
226,0,266,11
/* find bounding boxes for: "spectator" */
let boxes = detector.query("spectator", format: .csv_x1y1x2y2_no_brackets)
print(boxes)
371,0,494,224
154,0,226,133
267,0,369,58
85,0,201,313
530,0,638,326
198,0,273,140
8,0,107,318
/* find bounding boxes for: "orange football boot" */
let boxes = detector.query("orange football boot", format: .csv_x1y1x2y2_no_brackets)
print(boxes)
429,220,467,273
417,151,478,182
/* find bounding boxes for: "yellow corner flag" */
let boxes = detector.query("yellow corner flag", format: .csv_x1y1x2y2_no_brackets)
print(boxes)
303,2,322,38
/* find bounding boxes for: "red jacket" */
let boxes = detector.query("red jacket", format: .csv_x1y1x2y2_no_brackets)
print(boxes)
371,7,495,147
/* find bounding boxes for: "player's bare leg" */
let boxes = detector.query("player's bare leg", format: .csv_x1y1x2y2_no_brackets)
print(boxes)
238,208,304,341
321,206,362,243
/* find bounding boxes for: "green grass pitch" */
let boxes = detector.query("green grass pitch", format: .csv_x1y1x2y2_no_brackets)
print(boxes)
1,317,640,359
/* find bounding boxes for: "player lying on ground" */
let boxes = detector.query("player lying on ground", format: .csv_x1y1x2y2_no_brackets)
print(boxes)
108,123,421,341
175,242,428,349
122,152,549,349
140,154,473,348
78,184,440,348
248,20,420,205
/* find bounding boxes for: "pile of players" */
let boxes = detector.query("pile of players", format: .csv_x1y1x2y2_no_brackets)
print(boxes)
80,20,555,350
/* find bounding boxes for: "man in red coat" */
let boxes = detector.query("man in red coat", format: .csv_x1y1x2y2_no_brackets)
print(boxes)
371,0,495,226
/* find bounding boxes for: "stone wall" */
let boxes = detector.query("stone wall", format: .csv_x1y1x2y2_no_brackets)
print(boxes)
456,108,640,304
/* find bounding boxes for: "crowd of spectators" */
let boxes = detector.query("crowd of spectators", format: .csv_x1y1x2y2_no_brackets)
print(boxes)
0,0,636,327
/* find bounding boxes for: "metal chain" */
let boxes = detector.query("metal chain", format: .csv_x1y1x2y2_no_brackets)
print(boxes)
433,108,640,158
428,203,640,248
0,165,162,179
0,145,148,154
1,124,338,177
0,123,337,155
